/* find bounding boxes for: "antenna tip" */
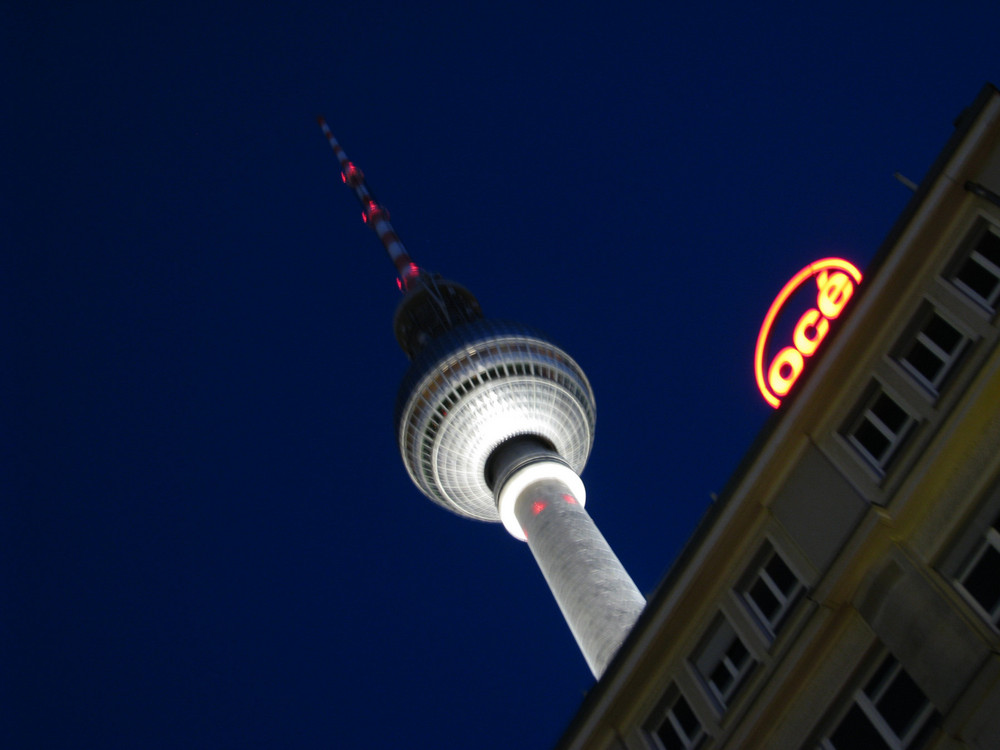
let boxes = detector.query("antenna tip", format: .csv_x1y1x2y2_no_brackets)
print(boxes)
316,115,327,126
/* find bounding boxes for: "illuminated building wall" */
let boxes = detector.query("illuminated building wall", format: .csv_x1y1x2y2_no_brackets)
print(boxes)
557,84,1000,749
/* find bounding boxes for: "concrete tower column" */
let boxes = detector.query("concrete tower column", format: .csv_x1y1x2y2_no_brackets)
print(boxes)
492,439,646,678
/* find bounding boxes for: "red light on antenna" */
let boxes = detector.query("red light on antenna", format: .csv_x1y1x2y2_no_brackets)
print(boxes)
342,164,364,186
562,494,577,505
532,501,547,515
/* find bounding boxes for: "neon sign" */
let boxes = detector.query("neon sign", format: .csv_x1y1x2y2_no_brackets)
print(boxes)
754,258,862,408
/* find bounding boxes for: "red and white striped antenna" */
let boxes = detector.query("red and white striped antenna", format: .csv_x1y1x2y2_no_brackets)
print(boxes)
317,116,421,291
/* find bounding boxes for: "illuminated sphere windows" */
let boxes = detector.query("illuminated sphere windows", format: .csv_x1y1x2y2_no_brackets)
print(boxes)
395,319,596,521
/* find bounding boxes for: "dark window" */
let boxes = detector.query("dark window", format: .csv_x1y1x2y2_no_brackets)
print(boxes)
655,692,705,750
953,227,1000,309
847,389,915,471
898,310,968,394
693,617,757,710
958,512,1000,626
829,704,887,748
823,654,937,749
709,637,749,696
743,546,805,637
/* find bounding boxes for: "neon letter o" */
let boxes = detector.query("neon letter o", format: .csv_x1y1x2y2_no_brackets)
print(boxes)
768,346,804,397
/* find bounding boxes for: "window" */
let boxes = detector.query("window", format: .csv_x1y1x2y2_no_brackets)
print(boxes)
956,511,1000,627
693,617,757,710
846,388,916,471
821,654,938,749
654,691,706,750
742,545,805,639
952,224,1000,310
897,309,969,395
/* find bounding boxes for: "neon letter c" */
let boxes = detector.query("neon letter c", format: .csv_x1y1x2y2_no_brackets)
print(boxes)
792,308,830,357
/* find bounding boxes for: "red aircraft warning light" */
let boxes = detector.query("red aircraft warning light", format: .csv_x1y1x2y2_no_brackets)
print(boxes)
317,116,420,291
754,258,863,408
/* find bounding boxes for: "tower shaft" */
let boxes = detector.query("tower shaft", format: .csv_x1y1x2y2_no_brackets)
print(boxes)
490,437,645,677
513,477,645,677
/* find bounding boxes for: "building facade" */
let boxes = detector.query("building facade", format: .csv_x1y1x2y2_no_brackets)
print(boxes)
557,84,1000,749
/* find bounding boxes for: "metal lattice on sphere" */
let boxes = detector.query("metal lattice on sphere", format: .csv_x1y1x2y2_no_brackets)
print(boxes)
395,319,596,521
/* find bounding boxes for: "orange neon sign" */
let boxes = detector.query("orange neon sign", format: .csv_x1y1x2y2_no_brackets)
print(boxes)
754,258,862,408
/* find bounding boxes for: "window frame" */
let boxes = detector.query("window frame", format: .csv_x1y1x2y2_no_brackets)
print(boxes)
844,385,917,474
950,222,1000,313
691,616,758,711
740,544,806,641
894,305,971,397
955,511,1000,629
820,653,937,750
652,690,707,750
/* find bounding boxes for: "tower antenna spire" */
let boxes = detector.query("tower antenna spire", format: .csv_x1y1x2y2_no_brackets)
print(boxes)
317,116,420,290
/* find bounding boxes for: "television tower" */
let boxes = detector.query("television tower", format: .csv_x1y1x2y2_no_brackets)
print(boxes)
319,119,645,677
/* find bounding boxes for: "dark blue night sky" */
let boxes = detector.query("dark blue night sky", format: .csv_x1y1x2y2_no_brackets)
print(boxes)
5,3,1000,748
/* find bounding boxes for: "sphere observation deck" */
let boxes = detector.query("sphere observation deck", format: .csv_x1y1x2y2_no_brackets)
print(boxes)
395,318,596,521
